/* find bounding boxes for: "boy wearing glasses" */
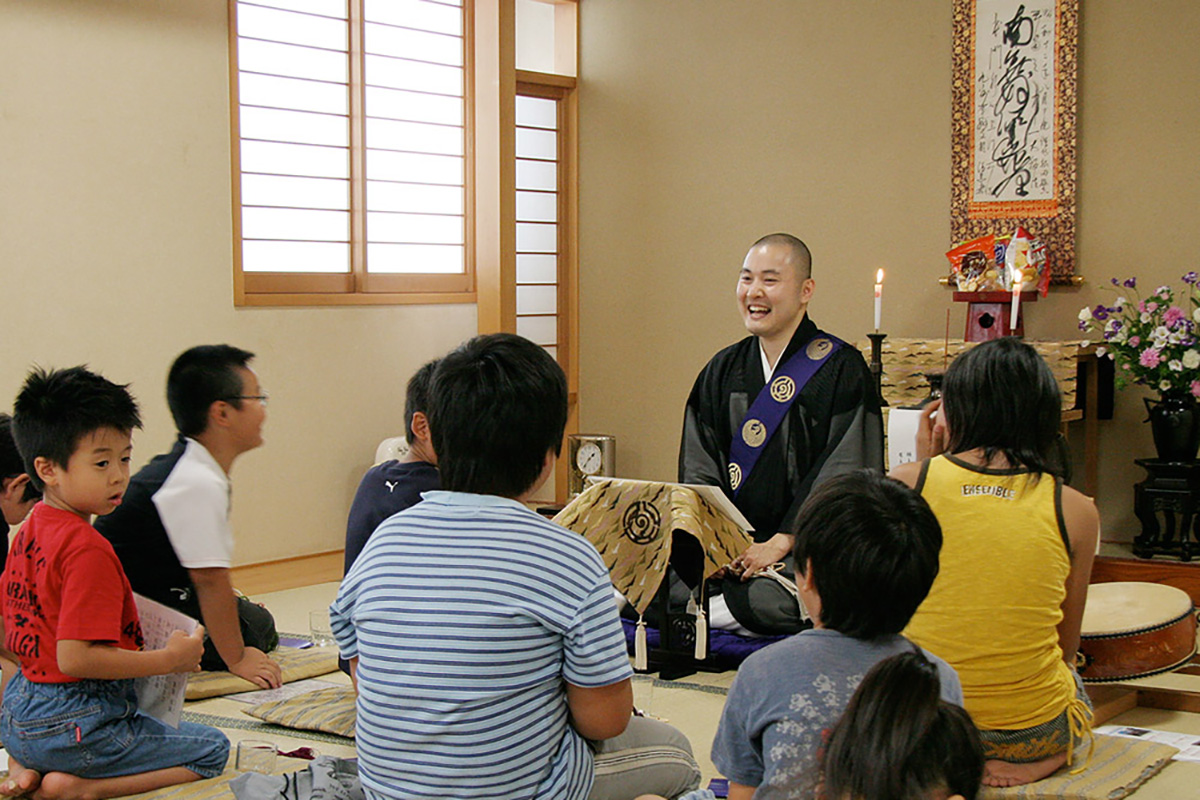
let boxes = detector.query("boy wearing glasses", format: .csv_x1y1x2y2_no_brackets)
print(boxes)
96,345,281,688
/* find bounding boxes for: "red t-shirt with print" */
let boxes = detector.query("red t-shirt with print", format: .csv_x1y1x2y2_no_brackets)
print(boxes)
3,503,144,682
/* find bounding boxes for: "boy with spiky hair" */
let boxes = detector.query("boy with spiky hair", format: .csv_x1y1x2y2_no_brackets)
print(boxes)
0,367,228,800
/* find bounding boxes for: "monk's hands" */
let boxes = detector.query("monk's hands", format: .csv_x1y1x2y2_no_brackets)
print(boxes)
229,646,283,689
731,533,795,580
916,399,949,460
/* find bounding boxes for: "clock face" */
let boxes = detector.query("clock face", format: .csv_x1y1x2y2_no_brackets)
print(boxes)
576,442,604,475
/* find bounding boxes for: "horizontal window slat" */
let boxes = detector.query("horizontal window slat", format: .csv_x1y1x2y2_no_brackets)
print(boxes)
241,107,349,147
516,191,557,223
238,5,348,51
367,212,463,244
243,207,349,241
366,22,462,67
516,254,558,284
516,315,558,346
365,0,462,36
240,73,349,115
516,285,558,316
516,127,557,161
367,181,463,214
242,140,350,179
368,149,462,185
367,118,462,156
516,222,557,254
365,54,462,95
241,0,347,19
366,86,462,125
367,243,464,274
515,95,557,130
239,38,348,82
242,240,351,273
516,159,556,191
242,175,350,209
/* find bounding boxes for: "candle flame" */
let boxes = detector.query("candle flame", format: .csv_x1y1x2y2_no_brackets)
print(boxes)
876,269,884,284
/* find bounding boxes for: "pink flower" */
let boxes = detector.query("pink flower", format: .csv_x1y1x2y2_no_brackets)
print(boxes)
1165,306,1187,326
1140,347,1162,367
1129,336,1141,347
1193,380,1200,398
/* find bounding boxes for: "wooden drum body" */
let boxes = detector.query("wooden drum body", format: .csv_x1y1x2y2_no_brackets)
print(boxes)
1078,581,1197,683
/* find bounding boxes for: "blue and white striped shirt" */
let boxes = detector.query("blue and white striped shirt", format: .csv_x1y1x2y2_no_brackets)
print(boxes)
331,491,632,800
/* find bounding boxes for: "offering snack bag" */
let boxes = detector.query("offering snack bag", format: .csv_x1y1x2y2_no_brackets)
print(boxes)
946,235,1001,292
1004,226,1050,296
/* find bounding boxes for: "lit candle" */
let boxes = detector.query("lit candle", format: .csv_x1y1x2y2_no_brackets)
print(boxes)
874,269,884,332
1009,277,1020,332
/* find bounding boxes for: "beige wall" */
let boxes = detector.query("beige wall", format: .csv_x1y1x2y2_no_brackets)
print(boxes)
577,1,1200,542
0,3,476,564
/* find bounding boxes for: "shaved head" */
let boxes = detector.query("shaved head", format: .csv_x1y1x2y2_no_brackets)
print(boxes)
750,233,812,281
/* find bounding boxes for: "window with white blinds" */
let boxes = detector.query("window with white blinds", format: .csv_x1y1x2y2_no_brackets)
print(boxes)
231,0,471,301
515,91,561,364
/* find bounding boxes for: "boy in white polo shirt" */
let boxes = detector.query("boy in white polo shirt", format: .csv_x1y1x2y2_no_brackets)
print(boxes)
96,345,280,690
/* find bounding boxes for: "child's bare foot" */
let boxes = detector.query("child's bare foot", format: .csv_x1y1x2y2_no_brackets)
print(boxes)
30,772,88,800
983,752,1069,787
0,759,43,797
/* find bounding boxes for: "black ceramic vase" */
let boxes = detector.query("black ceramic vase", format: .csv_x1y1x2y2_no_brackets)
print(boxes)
1144,391,1200,462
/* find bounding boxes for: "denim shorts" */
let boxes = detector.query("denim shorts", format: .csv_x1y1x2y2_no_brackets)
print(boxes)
0,673,229,779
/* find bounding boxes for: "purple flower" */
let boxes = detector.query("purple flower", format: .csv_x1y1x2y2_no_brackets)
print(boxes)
1140,347,1162,368
1078,320,1088,332
1165,306,1187,326
1124,277,1137,288
1092,304,1109,321
1184,272,1199,286
1111,277,1121,286
1110,319,1123,330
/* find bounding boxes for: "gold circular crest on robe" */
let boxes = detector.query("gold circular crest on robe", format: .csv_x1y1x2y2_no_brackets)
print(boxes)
741,418,767,448
806,337,834,361
769,376,796,403
728,462,743,490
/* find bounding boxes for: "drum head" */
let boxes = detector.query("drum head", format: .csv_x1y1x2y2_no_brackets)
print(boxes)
1082,581,1194,637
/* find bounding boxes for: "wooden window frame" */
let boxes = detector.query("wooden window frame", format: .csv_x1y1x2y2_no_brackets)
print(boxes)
229,0,478,307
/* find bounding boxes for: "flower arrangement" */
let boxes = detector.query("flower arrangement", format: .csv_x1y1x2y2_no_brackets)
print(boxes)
1078,273,1200,397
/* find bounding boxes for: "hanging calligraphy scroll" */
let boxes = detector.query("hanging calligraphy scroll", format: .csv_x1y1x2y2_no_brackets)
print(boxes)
951,0,1078,282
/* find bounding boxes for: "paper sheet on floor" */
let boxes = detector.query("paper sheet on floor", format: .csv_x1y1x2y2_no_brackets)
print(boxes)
224,677,343,705
1095,724,1200,761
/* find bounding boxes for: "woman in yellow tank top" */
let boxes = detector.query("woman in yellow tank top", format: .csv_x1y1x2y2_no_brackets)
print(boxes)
890,338,1099,789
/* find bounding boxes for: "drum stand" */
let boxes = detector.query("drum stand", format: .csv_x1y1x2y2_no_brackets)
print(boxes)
1133,459,1200,561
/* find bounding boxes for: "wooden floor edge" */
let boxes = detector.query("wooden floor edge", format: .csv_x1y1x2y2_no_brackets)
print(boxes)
231,549,345,595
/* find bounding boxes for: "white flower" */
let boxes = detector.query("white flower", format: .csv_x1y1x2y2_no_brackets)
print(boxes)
1194,307,1200,324
1096,347,1107,358
1155,326,1171,340
1141,312,1153,324
1170,360,1184,372
1184,350,1200,369
1115,296,1127,308
1161,380,1174,391
1078,307,1093,322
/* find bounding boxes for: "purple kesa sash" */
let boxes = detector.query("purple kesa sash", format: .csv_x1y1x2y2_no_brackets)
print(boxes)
727,335,845,497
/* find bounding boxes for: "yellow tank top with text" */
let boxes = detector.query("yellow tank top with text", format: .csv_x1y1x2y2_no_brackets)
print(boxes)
904,455,1075,730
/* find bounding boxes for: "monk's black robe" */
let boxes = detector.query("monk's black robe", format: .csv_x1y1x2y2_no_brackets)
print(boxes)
679,316,884,542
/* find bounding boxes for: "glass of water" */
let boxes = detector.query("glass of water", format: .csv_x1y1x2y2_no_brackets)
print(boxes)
310,609,335,647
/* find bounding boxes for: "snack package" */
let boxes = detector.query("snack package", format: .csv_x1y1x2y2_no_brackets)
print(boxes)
946,235,1001,292
1004,226,1050,296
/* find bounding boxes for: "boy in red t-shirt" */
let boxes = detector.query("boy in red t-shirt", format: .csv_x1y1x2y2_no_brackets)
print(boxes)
0,367,229,800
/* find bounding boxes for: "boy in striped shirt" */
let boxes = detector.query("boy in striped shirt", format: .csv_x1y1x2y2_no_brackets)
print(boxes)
332,334,699,800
